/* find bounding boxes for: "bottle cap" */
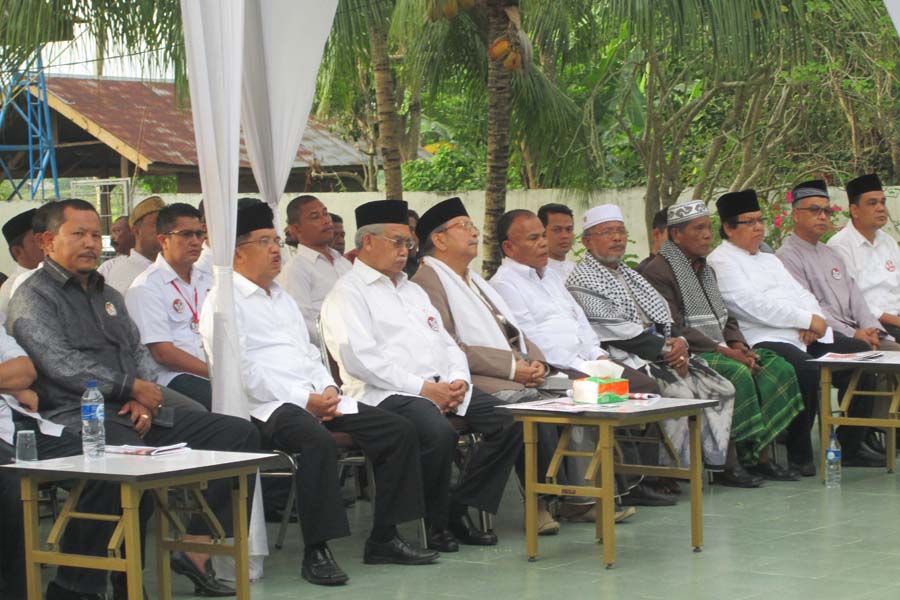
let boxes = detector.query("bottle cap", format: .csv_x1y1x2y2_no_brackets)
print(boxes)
86,380,97,388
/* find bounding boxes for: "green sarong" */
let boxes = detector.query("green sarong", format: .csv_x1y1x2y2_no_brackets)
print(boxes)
700,347,803,462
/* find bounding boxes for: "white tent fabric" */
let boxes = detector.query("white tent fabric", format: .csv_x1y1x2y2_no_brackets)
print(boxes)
241,0,337,213
241,0,337,272
181,0,270,579
181,0,339,580
885,0,900,39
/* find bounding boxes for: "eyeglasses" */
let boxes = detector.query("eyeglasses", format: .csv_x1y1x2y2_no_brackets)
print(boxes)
794,206,829,216
374,234,416,250
734,217,767,227
585,227,628,238
164,229,206,240
237,235,285,249
444,220,479,233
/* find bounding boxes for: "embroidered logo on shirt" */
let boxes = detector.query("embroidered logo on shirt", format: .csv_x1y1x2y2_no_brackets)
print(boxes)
427,315,440,332
105,302,117,317
172,298,185,313
888,260,896,273
831,267,842,280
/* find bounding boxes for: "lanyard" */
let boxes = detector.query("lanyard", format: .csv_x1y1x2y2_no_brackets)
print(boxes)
170,280,199,324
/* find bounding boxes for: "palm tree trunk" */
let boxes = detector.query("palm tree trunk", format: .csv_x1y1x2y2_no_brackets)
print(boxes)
365,5,404,200
481,0,512,277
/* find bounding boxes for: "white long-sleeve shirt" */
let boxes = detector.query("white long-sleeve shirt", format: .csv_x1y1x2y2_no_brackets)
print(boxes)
277,244,352,344
707,240,827,350
827,220,900,319
105,249,154,294
199,272,349,422
321,258,472,415
489,257,606,372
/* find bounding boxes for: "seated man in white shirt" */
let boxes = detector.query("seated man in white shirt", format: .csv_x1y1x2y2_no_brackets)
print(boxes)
412,198,610,533
489,209,677,504
201,202,436,586
322,200,522,552
278,195,352,344
709,189,882,468
126,203,213,410
97,216,135,278
538,203,576,279
330,213,346,254
104,195,165,294
827,174,900,341
0,208,42,321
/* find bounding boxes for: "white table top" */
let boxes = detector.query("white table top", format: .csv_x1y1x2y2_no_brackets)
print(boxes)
501,396,718,419
810,350,900,370
0,450,279,482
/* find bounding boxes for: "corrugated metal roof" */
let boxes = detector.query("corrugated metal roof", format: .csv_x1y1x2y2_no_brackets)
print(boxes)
40,76,368,169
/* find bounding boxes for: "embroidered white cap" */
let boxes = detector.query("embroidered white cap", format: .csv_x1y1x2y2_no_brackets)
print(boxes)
583,204,625,232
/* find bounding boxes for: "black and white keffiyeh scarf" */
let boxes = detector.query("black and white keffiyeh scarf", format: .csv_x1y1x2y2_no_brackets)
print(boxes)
567,251,673,337
658,239,728,343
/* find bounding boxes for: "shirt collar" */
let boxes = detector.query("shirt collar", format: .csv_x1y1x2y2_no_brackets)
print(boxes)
153,253,190,285
353,256,407,287
43,257,104,291
296,243,333,265
233,271,283,299
502,256,542,281
129,248,154,265
786,233,817,251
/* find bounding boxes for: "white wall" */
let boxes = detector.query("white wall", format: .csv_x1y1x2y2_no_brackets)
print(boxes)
4,185,900,277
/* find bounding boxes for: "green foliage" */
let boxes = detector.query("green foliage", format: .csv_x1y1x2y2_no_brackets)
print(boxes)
401,146,524,192
135,175,177,194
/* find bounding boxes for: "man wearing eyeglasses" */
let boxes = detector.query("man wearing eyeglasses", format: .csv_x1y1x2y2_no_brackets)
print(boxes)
202,202,436,585
709,189,884,469
278,195,352,345
322,199,523,553
125,203,212,410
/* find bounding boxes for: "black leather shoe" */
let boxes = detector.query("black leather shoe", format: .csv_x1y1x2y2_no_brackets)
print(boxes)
301,544,348,586
864,430,886,454
855,444,887,464
448,512,498,546
364,534,440,565
843,453,885,468
170,552,236,597
111,572,149,600
426,527,459,552
713,465,764,488
789,461,816,477
45,581,104,600
621,483,678,506
747,461,800,481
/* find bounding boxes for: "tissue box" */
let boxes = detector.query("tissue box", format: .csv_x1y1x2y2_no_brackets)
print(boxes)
572,377,629,404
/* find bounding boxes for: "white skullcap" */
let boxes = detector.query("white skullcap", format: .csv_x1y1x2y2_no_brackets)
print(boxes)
583,204,625,232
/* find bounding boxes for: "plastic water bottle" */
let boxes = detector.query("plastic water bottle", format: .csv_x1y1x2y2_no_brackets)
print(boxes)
81,380,105,458
825,428,841,489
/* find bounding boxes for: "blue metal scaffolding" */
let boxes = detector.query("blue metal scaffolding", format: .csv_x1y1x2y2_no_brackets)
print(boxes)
0,48,60,201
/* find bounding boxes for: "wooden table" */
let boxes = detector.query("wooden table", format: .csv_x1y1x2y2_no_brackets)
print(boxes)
811,351,900,479
505,397,717,569
2,449,278,600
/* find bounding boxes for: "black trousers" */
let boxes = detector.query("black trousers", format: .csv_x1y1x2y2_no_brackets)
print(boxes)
755,333,874,463
380,388,522,528
1,439,32,600
167,373,213,411
253,402,424,546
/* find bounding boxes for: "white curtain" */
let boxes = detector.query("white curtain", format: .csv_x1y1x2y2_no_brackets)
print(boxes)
885,1,900,39
181,0,339,580
241,0,338,256
181,0,270,579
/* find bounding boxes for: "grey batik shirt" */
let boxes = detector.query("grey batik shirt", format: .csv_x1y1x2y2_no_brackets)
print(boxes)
7,258,160,429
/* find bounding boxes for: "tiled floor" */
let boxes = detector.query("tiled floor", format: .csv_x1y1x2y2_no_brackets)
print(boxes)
148,464,900,599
